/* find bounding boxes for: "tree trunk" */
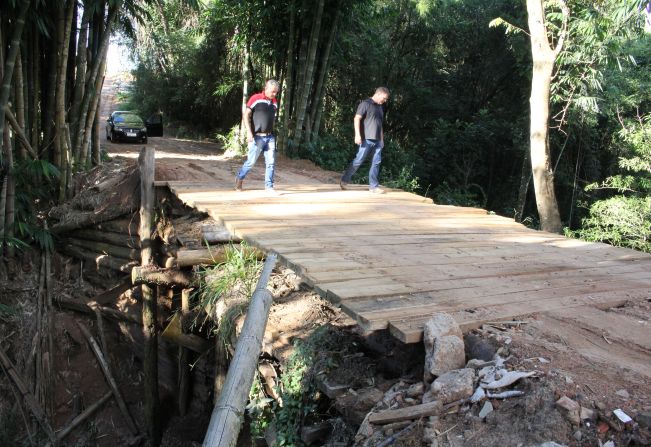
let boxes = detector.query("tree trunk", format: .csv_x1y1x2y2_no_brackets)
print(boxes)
0,0,30,257
73,1,120,159
291,0,325,151
0,0,30,162
515,148,531,223
309,7,341,142
70,6,92,144
278,0,296,155
56,0,75,201
526,0,565,233
14,50,26,160
80,57,107,167
239,35,251,144
92,94,102,166
29,25,40,149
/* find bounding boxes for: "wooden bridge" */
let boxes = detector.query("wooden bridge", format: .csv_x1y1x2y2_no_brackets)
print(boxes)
160,180,651,344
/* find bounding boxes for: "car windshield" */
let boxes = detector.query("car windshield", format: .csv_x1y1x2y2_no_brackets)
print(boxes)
114,114,144,126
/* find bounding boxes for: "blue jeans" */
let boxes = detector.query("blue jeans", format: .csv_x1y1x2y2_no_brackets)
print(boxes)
341,139,382,188
237,134,276,188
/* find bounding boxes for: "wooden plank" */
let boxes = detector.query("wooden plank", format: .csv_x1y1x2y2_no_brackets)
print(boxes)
338,267,651,321
354,281,651,333
387,287,651,343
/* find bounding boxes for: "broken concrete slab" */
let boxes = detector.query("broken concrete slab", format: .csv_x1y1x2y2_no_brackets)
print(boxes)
555,396,580,426
423,313,463,351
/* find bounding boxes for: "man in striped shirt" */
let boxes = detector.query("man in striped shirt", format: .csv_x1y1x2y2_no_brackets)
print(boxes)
235,79,280,193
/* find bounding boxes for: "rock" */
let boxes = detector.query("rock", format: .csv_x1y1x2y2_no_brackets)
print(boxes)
423,368,475,404
465,358,495,369
573,430,582,442
478,401,493,419
406,382,425,398
464,333,495,361
316,375,350,399
424,335,466,381
335,387,384,425
580,406,597,421
636,411,651,429
556,396,580,426
423,313,463,351
300,422,332,445
264,422,277,447
615,389,630,399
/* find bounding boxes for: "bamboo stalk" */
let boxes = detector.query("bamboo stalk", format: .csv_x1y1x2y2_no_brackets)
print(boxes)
202,253,277,447
0,348,57,444
75,322,138,435
55,391,112,442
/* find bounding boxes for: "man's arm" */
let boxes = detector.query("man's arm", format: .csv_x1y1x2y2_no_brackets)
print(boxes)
244,108,254,142
354,114,363,145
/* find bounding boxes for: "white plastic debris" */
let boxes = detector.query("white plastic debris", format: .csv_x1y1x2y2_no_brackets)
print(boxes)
486,390,525,399
613,408,632,423
482,371,536,390
470,387,486,403
538,357,550,363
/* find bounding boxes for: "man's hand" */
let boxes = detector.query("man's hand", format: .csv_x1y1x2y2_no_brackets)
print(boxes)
247,130,254,143
354,135,362,145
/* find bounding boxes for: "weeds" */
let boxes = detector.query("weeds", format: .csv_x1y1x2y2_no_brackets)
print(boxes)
193,242,262,341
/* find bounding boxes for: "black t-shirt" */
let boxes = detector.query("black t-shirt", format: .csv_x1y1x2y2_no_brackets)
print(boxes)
356,98,384,140
247,92,278,133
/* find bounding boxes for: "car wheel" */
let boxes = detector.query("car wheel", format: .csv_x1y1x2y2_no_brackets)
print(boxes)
106,130,110,141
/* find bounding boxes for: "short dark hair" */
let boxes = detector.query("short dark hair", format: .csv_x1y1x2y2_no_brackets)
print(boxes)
375,86,390,96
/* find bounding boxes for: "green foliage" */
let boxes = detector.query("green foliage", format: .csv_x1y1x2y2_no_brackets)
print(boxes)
215,125,247,155
247,326,351,446
570,111,651,252
0,303,18,321
194,242,262,340
8,159,58,251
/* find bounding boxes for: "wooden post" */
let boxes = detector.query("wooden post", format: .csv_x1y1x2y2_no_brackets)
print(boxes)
202,253,277,447
178,288,191,416
138,146,160,446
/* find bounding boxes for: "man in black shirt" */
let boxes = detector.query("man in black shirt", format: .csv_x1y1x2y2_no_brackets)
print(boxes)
340,87,390,193
235,79,280,192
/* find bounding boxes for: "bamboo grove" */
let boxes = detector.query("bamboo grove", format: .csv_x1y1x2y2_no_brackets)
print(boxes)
0,0,130,256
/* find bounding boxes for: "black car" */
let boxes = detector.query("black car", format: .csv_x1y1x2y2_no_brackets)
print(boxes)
106,111,164,143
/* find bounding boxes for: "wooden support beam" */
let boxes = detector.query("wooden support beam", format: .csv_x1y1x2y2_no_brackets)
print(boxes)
138,146,160,446
95,217,139,235
164,246,263,268
132,265,194,288
54,296,141,325
65,237,139,260
60,243,136,272
94,276,133,305
178,288,191,416
73,228,140,248
202,253,277,447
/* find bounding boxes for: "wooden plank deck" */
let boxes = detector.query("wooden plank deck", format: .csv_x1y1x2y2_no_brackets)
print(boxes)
162,181,651,343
